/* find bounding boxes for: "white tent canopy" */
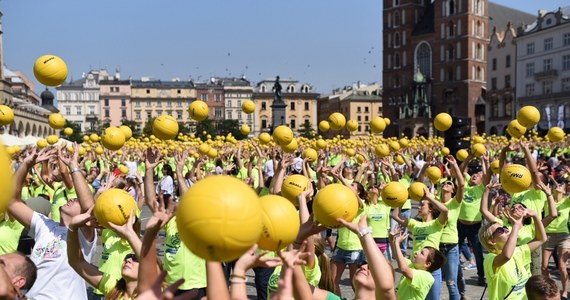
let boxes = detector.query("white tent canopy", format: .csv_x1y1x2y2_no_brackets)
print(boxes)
0,133,26,146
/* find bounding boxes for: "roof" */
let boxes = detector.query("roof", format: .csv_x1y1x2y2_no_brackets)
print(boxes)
131,80,194,89
488,2,535,32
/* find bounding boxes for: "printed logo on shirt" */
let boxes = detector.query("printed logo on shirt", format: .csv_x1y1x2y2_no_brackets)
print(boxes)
165,232,181,258
33,235,65,260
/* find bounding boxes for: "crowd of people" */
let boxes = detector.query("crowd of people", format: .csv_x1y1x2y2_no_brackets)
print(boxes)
0,133,568,300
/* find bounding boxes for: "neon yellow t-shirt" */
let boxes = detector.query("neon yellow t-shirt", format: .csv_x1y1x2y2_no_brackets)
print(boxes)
396,259,434,300
268,254,321,296
483,244,530,300
164,217,207,290
98,273,134,299
364,201,390,239
512,189,546,217
0,219,24,255
336,209,364,251
545,197,570,233
440,197,461,244
408,218,444,255
400,176,412,210
458,184,484,222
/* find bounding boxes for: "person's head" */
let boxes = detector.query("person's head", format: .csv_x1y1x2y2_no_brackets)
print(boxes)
121,253,139,281
350,181,366,200
162,165,174,178
352,262,376,295
479,222,511,254
0,252,37,290
440,179,456,197
418,199,440,220
59,198,82,220
469,170,483,186
412,246,446,272
113,177,127,189
343,166,355,179
365,185,379,205
526,274,561,300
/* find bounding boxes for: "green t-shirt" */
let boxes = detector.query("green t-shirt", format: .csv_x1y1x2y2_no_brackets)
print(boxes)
512,189,546,216
483,244,530,300
408,218,444,255
399,176,412,210
164,217,207,290
495,218,536,247
364,201,390,239
268,254,321,296
545,197,570,233
95,229,133,296
0,219,24,255
458,184,484,222
396,259,434,300
336,209,364,251
440,197,461,244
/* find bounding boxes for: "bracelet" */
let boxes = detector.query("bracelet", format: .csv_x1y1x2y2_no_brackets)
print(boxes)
230,274,246,280
67,226,75,232
358,226,373,238
230,279,247,284
138,181,144,185
546,193,552,197
70,167,81,174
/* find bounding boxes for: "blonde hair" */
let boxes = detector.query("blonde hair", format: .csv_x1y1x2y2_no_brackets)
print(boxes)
314,236,334,292
479,222,500,254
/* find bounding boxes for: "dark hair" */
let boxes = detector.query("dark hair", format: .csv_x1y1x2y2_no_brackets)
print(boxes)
525,274,560,300
19,254,37,290
425,247,446,273
162,165,174,178
354,182,366,200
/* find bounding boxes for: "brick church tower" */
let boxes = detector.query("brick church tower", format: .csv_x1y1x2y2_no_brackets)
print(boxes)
382,0,488,137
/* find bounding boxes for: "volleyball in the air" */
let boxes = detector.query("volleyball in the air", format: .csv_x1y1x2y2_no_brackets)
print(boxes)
547,127,565,142
119,125,133,140
500,164,532,194
381,181,409,208
259,132,271,144
302,148,318,162
375,144,390,158
370,117,387,133
408,182,427,201
176,176,263,261
281,138,298,153
389,140,401,152
257,195,300,251
240,124,250,136
207,148,218,159
101,127,126,151
441,147,450,156
0,146,13,215
273,125,294,146
188,100,209,121
434,113,453,131
0,105,14,126
63,127,73,136
36,139,48,149
242,100,255,114
384,118,391,126
507,119,526,138
33,55,68,86
153,115,179,140
319,120,330,132
198,143,210,155
471,143,486,157
427,166,442,183
95,188,137,228
329,112,346,131
281,174,310,206
517,106,540,128
48,113,66,129
395,155,405,165
313,183,359,228
316,139,327,150
46,135,59,145
456,149,469,161
346,120,358,132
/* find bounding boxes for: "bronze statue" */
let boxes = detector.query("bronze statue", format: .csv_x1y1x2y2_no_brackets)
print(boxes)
272,76,282,102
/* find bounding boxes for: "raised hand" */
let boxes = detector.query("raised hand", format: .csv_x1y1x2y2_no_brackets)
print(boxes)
146,197,175,231
337,213,369,235
108,209,137,239
69,206,99,231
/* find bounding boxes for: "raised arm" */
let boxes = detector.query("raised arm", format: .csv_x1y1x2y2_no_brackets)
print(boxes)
67,208,103,290
175,151,189,195
390,229,414,280
480,181,501,223
520,141,541,188
206,262,230,300
526,208,548,252
144,147,162,212
447,155,465,202
425,188,448,225
390,206,409,228
493,211,522,270
537,181,558,227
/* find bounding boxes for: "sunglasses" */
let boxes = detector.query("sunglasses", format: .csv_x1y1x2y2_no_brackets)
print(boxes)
123,253,138,263
492,226,509,238
442,181,453,186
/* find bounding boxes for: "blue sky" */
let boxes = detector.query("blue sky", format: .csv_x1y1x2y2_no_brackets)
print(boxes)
1,0,568,95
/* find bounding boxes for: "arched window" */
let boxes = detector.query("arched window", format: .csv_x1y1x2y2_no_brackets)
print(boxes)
477,21,482,37
476,43,482,59
449,0,455,15
448,45,455,60
448,21,454,37
260,85,266,92
394,32,400,47
414,42,432,77
394,53,401,68
394,11,401,27
287,85,295,93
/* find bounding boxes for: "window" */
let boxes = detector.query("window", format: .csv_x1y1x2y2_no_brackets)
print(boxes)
357,106,362,113
415,42,432,77
215,108,222,118
364,106,369,113
261,102,267,110
474,0,482,14
76,106,82,115
476,44,482,60
177,89,181,94
304,102,309,110
105,109,110,118
505,55,511,68
492,58,497,70
167,100,172,107
65,106,71,115
448,21,455,37
201,94,207,101
104,99,109,106
544,59,552,71
261,119,267,129
290,102,296,111
504,75,511,88
176,111,182,119
562,78,570,91
504,97,513,117
563,55,570,70
476,21,482,37
394,33,400,47
121,99,126,107
394,53,400,68
177,100,182,107
365,116,369,122
565,33,570,46
146,100,151,107
448,45,455,60
491,77,497,90
526,84,535,96
526,63,534,77
542,80,553,94
357,116,361,122
146,111,152,119
449,0,455,15
248,114,252,120
227,111,232,119
237,111,242,119
394,11,400,27
227,100,232,107
215,94,221,102
135,111,141,120
291,119,296,129
527,43,535,55
121,109,127,118
157,101,162,107
89,106,95,114
544,38,553,51
135,100,140,107
146,89,150,94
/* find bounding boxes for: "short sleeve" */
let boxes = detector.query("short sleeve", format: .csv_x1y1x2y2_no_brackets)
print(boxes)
407,218,417,231
98,273,119,295
29,212,54,240
410,269,435,291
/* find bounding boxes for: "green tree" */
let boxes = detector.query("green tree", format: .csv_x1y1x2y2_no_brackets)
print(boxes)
177,122,192,136
143,117,156,136
59,120,83,143
194,118,216,140
298,120,316,139
121,119,142,137
217,119,247,140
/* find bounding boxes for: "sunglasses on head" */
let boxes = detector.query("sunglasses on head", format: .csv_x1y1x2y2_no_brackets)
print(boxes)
123,253,138,263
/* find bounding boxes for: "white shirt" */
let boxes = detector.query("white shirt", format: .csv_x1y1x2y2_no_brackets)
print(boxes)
157,175,175,195
27,212,97,300
292,157,304,172
263,159,275,177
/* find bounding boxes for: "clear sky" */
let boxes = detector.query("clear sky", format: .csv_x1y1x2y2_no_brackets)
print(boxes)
1,0,568,95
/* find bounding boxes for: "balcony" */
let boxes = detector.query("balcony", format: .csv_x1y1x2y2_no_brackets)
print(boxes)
534,69,558,80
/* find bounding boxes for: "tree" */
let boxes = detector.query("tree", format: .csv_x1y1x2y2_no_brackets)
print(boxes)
194,118,216,140
59,120,83,143
121,119,142,137
217,119,247,140
298,120,316,139
143,117,156,136
177,122,192,136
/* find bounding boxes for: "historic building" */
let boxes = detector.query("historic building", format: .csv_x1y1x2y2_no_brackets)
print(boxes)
99,74,132,128
195,79,225,121
219,77,254,133
383,0,489,137
515,7,570,133
317,83,383,138
252,78,319,136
